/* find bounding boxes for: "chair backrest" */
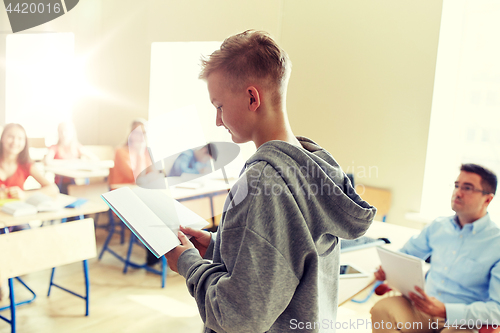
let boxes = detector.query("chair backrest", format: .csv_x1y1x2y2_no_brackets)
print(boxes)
0,218,96,280
355,185,392,222
83,145,115,160
68,183,110,202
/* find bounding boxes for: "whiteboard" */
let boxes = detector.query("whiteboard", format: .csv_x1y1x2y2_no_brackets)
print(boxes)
147,41,256,179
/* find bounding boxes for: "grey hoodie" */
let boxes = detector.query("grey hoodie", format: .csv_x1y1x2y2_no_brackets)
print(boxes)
178,137,376,333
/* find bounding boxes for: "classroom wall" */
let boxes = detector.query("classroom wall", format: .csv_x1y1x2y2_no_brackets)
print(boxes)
0,0,443,227
280,0,443,226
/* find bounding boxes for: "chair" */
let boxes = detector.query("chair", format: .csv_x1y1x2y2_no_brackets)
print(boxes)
68,183,125,265
119,193,217,287
97,209,129,261
0,219,96,332
123,234,168,288
355,185,392,222
97,195,168,287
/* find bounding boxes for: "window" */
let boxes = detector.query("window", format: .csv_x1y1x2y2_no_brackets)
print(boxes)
421,0,500,222
148,41,255,179
6,33,76,143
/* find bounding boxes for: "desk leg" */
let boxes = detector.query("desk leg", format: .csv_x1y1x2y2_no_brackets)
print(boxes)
46,261,90,316
123,235,135,274
83,260,90,316
98,211,116,260
9,278,15,333
47,268,56,296
0,277,39,333
120,222,125,244
161,257,167,288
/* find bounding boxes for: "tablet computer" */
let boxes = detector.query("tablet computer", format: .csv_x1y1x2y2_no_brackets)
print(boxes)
339,263,370,279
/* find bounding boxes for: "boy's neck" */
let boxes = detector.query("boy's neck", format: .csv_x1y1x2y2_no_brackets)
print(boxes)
252,108,301,149
253,131,300,149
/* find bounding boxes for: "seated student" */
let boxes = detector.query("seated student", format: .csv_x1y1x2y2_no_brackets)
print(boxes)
371,163,500,332
108,119,152,186
108,119,159,266
168,144,215,177
0,123,59,226
44,121,99,194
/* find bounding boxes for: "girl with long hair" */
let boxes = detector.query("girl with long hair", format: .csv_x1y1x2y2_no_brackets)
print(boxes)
0,123,58,200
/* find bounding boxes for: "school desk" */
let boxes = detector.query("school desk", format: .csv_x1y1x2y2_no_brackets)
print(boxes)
338,221,422,305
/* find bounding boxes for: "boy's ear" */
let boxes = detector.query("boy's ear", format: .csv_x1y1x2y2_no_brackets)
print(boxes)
247,86,260,112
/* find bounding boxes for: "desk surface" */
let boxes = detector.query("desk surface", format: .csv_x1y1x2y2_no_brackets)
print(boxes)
169,179,232,200
0,194,109,228
112,178,233,201
44,160,114,179
338,221,422,305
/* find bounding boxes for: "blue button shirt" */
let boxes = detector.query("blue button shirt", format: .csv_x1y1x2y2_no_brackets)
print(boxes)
400,213,500,324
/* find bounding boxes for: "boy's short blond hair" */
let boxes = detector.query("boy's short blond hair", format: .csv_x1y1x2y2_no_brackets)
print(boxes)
199,30,291,103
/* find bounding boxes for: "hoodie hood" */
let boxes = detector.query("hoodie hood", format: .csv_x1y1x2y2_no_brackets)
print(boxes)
245,136,376,253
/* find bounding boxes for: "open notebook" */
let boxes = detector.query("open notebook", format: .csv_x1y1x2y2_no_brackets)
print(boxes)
101,187,208,258
1,193,77,216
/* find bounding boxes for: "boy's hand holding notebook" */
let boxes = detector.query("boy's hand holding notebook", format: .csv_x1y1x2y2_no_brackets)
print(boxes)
101,187,209,258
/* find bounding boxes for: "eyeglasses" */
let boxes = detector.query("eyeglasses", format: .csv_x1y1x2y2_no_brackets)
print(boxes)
454,183,489,195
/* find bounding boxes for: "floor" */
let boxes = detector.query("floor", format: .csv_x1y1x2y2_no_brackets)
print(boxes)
0,217,383,333
338,292,382,333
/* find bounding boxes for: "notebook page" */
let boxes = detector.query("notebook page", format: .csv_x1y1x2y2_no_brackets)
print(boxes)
101,187,180,257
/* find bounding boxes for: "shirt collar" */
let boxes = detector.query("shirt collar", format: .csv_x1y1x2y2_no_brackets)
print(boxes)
452,213,491,233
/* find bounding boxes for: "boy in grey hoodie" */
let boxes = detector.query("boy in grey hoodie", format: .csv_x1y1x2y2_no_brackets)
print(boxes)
165,30,377,333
